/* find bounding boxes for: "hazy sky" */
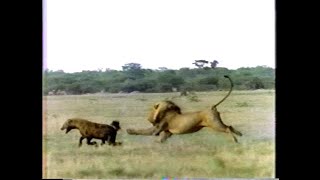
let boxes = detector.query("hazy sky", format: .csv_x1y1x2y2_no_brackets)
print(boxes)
44,0,275,73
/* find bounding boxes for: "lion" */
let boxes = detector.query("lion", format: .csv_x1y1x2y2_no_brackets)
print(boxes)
127,75,242,143
61,118,122,147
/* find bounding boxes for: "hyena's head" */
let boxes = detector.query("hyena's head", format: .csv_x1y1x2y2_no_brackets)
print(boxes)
111,121,121,131
61,119,74,134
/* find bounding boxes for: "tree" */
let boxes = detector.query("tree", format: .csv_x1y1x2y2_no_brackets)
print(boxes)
105,68,114,72
44,65,275,94
210,60,219,68
198,77,219,85
121,63,144,80
158,67,168,71
192,60,208,68
247,77,265,89
157,71,185,92
122,63,142,71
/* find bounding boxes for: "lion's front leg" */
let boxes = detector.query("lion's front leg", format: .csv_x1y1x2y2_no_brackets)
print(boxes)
126,126,157,136
156,130,172,143
152,121,168,136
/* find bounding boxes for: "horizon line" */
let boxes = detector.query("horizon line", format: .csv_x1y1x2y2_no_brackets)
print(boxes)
43,65,274,73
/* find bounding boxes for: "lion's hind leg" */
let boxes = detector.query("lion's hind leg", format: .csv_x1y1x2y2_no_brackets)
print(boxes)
229,126,242,136
209,108,242,143
207,112,241,143
225,127,239,143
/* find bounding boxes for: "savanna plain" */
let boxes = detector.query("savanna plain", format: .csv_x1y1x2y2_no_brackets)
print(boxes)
43,90,275,179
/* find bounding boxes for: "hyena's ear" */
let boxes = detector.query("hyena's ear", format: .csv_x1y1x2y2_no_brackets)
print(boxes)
154,103,159,110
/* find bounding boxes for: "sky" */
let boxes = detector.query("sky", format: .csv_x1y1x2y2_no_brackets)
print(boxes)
44,0,275,73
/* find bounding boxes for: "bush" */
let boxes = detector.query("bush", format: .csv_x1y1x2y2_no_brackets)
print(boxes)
44,66,275,94
247,77,265,89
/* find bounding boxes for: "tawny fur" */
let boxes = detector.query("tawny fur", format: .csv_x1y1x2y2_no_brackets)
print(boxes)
127,75,242,143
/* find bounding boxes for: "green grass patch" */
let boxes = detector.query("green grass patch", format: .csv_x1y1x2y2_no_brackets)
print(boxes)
43,90,275,179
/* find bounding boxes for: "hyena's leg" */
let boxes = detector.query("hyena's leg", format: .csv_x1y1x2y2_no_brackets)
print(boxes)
108,133,117,146
79,137,85,147
86,138,97,146
101,139,106,146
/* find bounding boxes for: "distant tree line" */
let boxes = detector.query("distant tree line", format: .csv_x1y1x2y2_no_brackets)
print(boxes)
43,63,274,95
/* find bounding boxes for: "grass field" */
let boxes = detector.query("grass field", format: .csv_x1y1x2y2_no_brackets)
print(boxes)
42,90,275,179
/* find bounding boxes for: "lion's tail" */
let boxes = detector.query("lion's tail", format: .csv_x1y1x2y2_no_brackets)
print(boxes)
212,75,234,109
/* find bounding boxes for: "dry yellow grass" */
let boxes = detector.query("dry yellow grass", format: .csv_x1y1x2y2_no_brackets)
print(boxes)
43,90,275,179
